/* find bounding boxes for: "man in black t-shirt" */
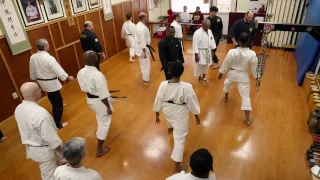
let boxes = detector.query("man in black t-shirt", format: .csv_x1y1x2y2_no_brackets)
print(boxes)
80,21,106,70
229,11,256,48
207,6,223,69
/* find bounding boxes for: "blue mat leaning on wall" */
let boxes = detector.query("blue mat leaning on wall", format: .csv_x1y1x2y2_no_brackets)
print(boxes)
294,0,320,85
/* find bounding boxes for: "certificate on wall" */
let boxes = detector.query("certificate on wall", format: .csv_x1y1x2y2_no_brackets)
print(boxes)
102,0,113,21
0,0,31,55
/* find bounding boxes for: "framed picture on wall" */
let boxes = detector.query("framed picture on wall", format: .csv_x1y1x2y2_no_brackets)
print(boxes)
70,0,88,14
16,0,44,27
88,0,101,10
43,0,65,21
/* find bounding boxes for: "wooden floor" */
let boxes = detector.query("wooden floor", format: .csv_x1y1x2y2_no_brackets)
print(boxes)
0,39,313,180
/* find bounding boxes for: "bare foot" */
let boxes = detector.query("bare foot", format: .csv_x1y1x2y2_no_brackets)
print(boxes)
143,81,149,86
96,146,111,157
246,118,254,126
57,159,67,166
212,63,219,69
168,128,173,134
175,165,188,173
129,59,135,62
62,122,68,127
0,137,8,142
223,96,228,102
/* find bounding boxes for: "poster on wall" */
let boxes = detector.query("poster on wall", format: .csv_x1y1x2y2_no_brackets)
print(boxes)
88,0,101,10
148,0,154,10
0,0,32,55
16,0,45,26
102,0,113,21
43,0,65,21
70,0,88,14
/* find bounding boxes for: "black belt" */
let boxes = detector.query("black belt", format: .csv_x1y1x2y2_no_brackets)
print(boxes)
167,101,186,105
231,68,234,70
87,93,99,98
127,34,132,35
37,77,57,81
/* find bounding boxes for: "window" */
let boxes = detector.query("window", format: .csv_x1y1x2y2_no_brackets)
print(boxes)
217,0,233,12
171,0,210,13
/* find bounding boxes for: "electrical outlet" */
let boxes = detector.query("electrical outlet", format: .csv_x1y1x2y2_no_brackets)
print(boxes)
12,92,18,99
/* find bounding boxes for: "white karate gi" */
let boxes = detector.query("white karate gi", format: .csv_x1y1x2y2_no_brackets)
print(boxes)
121,20,136,58
219,47,258,110
134,21,151,82
30,51,68,92
180,12,189,22
153,81,200,162
14,101,62,180
26,5,38,19
77,65,113,140
53,165,102,180
171,20,184,51
166,171,217,180
193,28,216,77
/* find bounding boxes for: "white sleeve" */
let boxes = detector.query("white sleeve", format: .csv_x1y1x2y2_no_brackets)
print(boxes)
121,24,125,39
95,75,111,100
39,115,62,150
185,86,200,115
250,52,258,78
193,32,200,54
153,84,165,112
49,57,68,81
219,51,232,74
29,57,36,80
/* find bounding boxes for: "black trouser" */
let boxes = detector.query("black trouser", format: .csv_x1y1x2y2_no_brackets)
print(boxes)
47,90,63,128
0,130,3,139
213,33,221,63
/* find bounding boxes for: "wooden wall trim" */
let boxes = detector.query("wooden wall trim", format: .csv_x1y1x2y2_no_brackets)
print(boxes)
58,22,66,45
112,19,119,53
73,44,81,70
76,17,81,34
98,11,108,59
56,40,80,51
0,49,22,101
48,25,60,62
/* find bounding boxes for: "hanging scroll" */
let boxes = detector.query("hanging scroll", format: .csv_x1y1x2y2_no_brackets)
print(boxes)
102,0,113,21
0,0,31,55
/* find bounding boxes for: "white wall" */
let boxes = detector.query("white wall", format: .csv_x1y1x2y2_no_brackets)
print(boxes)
111,0,130,5
237,0,268,11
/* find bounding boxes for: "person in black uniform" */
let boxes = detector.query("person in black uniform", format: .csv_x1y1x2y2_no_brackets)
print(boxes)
80,21,106,70
207,6,223,69
229,11,256,48
158,26,184,80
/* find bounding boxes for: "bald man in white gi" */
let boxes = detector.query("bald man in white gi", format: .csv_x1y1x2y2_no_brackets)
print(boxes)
121,13,136,62
218,32,257,125
135,12,151,86
193,19,216,82
154,61,201,173
15,82,65,180
77,51,113,157
30,38,73,129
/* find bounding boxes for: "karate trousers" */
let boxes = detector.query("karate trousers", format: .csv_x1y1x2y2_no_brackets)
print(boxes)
194,63,210,77
47,90,63,129
138,54,151,82
223,79,252,110
87,99,112,140
38,157,57,180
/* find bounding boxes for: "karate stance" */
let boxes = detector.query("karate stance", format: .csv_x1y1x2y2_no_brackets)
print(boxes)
15,82,66,180
30,38,73,129
135,12,151,86
53,137,102,180
218,32,257,125
121,13,136,62
77,51,113,157
193,19,216,82
153,61,201,173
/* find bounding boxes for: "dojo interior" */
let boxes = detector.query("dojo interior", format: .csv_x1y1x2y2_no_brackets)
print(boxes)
0,0,319,179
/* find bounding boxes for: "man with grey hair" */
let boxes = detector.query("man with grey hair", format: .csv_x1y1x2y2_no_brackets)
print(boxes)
53,137,102,180
15,82,66,180
193,19,216,82
80,21,106,70
30,38,74,129
135,12,151,86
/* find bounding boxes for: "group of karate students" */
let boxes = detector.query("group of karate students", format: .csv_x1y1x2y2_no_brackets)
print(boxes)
10,9,258,180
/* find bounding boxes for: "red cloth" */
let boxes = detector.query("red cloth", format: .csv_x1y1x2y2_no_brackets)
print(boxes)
167,9,174,23
192,11,204,24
